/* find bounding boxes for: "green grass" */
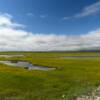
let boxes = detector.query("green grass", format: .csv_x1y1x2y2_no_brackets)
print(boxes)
0,52,100,100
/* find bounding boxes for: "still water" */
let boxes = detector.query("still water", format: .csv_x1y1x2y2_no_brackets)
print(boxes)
0,61,55,71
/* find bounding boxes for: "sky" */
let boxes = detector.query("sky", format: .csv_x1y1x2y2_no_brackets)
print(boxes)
0,0,100,51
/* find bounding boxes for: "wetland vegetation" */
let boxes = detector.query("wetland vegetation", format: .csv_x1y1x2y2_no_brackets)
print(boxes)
0,52,100,100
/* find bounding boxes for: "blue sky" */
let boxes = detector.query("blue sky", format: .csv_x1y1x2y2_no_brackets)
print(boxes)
0,0,100,51
0,0,99,35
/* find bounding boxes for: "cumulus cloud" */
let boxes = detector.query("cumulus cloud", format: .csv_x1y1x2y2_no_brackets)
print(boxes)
0,13,25,28
0,13,100,51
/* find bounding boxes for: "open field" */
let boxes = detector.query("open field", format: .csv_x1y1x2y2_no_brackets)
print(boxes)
0,52,100,100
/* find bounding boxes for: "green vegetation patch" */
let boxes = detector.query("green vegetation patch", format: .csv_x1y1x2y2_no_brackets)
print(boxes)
0,52,100,100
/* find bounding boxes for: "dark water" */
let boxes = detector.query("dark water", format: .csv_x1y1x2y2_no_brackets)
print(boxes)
0,61,55,71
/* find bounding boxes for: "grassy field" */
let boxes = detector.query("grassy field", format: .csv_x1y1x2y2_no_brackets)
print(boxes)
0,52,100,100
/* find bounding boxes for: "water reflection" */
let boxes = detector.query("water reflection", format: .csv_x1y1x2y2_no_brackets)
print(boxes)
0,61,55,71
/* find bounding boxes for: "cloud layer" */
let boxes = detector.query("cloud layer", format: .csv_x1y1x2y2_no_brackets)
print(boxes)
0,13,100,51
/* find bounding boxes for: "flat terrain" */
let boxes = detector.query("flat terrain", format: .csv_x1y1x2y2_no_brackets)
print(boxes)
0,52,100,100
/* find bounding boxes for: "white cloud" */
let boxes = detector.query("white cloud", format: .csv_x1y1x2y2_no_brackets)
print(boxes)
0,13,100,51
40,15,47,18
27,13,47,19
75,1,100,18
62,17,71,20
62,1,100,20
27,13,34,17
0,13,25,28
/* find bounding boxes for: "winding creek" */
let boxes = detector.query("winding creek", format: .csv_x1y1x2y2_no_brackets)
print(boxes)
0,61,55,71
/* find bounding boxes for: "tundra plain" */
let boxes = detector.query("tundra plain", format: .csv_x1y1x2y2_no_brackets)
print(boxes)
0,52,100,100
